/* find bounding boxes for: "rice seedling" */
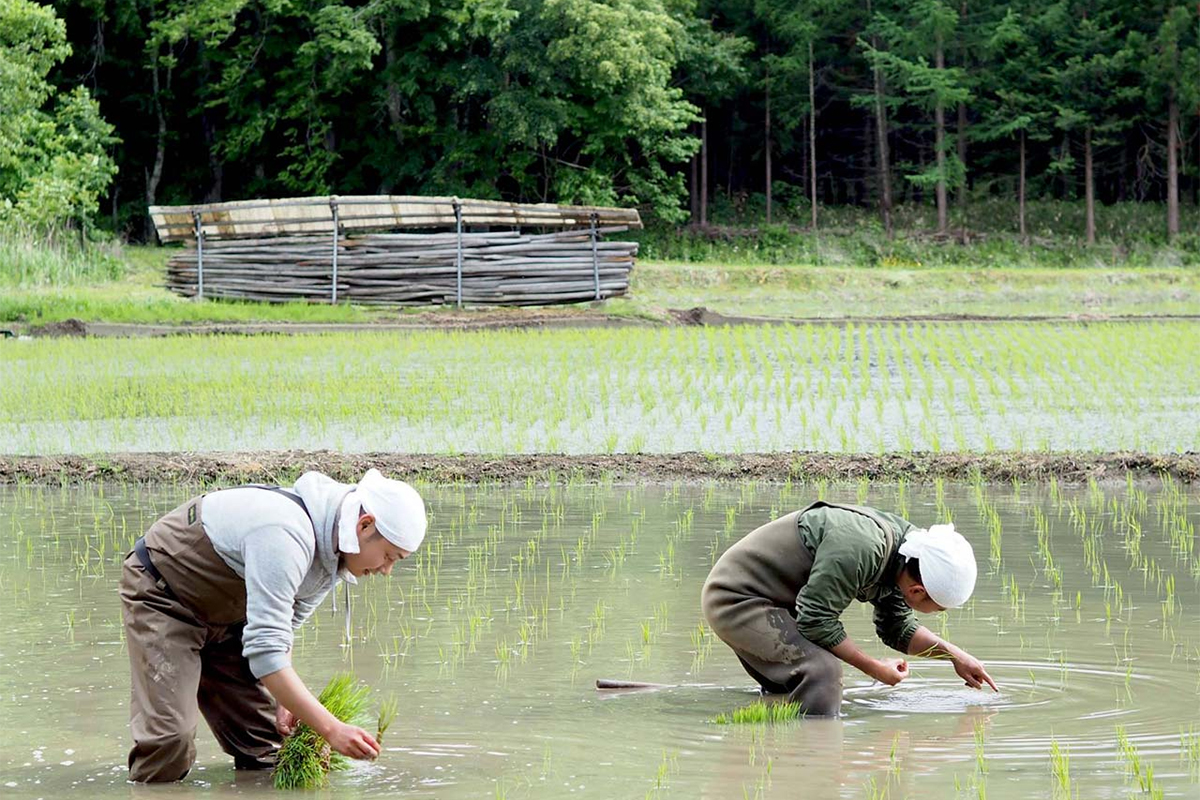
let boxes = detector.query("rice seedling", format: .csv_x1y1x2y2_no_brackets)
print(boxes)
4,321,1197,454
711,700,804,725
1049,739,1073,799
644,749,679,800
273,673,374,790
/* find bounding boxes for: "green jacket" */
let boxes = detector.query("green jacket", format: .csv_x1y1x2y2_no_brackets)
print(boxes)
796,502,919,653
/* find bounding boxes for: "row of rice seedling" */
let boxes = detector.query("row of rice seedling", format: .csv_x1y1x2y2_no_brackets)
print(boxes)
2,321,1197,454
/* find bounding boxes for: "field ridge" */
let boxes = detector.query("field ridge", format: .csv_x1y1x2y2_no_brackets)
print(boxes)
3,451,1196,486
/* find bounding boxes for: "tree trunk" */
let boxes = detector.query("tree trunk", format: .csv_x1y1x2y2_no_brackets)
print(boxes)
809,40,818,231
957,0,968,210
700,115,709,226
1167,89,1180,240
145,42,169,242
957,101,967,207
203,110,223,203
765,69,772,224
384,33,404,148
690,143,700,223
801,116,809,204
1060,132,1071,199
1018,129,1027,240
1084,125,1095,245
934,37,948,235
870,16,894,237
863,116,873,206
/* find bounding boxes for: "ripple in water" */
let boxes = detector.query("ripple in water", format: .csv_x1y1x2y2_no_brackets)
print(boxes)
843,660,1163,717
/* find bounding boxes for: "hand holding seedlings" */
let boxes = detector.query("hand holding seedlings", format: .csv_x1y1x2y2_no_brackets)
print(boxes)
120,471,426,784
276,705,298,736
325,722,381,761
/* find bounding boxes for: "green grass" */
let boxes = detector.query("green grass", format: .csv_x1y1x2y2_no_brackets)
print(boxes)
632,198,1200,268
0,200,1196,326
0,230,127,286
710,700,803,725
0,243,384,325
627,263,1200,319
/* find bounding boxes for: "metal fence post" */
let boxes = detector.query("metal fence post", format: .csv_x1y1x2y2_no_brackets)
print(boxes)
330,197,340,304
589,211,600,300
453,199,464,309
193,210,204,301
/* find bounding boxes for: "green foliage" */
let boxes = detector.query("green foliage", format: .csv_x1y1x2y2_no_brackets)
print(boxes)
633,200,1200,268
0,0,117,232
0,228,125,286
21,0,1200,238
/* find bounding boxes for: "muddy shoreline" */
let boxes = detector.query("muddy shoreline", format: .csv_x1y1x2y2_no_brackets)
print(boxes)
12,308,1200,339
1,451,1195,486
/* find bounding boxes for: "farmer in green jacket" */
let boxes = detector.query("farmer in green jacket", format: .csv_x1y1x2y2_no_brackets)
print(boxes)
701,502,996,716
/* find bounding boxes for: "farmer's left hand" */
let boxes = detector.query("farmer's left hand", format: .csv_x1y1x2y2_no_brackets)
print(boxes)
953,652,998,692
276,704,298,736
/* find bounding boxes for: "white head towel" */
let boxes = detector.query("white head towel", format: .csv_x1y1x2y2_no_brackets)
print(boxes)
898,523,977,608
336,468,427,553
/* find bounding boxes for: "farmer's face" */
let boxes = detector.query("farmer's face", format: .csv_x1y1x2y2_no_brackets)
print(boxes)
342,513,410,577
902,583,946,614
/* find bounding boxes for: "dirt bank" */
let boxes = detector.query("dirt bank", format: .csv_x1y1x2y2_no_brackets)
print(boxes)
19,308,1200,338
1,451,1195,486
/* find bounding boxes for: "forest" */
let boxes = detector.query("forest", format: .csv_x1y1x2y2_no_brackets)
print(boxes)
2,0,1198,242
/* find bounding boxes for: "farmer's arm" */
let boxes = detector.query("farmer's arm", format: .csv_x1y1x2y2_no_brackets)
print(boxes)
872,590,920,653
241,530,381,758
906,625,998,691
260,668,380,759
829,637,909,685
797,525,906,683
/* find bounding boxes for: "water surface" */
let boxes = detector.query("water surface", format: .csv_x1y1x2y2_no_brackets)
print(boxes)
0,480,1197,798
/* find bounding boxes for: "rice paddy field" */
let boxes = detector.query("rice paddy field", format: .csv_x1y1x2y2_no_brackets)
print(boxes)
1,321,1198,454
0,479,1197,799
1,317,1198,798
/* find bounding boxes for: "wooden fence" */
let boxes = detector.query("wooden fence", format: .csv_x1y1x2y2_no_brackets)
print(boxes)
149,195,642,306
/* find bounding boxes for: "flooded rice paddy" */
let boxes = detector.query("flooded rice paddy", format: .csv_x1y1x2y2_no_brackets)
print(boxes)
2,321,1198,454
1,478,1197,798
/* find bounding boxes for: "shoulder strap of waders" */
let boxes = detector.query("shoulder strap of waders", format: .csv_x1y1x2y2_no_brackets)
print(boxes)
230,484,315,532
799,501,896,586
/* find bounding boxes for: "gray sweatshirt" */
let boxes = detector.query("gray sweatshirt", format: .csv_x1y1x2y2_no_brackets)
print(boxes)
200,472,359,678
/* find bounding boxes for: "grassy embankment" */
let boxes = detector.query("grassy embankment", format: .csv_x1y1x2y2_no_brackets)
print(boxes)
2,200,1197,326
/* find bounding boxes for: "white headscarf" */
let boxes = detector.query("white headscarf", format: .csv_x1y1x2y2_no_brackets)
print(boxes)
336,468,427,553
898,523,977,608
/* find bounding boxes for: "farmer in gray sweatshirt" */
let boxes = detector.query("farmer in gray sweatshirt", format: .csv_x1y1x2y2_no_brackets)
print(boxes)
119,468,427,782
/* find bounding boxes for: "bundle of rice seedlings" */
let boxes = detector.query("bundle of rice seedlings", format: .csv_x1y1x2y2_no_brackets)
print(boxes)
710,699,803,725
273,673,374,790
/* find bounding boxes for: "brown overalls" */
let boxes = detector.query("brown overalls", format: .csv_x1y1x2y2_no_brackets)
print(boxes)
701,509,845,715
119,495,281,782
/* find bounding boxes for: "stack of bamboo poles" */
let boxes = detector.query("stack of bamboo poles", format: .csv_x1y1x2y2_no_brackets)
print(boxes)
164,227,638,305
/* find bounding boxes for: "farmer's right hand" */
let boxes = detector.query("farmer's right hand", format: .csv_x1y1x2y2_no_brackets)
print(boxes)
873,657,909,686
326,722,381,760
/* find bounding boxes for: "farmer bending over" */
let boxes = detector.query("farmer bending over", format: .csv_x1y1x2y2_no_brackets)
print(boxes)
120,468,426,782
701,501,995,716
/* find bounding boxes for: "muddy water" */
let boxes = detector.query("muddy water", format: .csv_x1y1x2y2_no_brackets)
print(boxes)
0,480,1197,798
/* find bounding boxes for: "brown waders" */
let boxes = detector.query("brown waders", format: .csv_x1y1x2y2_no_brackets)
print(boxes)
701,510,845,716
119,495,281,782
